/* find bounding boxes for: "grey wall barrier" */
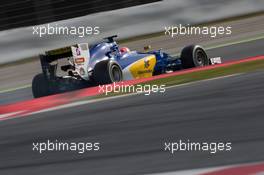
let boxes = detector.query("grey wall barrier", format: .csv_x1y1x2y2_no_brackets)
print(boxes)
0,0,263,64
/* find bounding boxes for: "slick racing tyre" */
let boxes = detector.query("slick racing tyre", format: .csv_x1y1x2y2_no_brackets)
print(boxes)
32,73,51,98
93,60,123,85
180,45,209,68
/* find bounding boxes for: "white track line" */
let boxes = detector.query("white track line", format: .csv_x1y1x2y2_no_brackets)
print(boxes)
0,111,26,119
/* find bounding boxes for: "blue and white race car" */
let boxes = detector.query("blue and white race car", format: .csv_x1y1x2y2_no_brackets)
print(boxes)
32,35,221,97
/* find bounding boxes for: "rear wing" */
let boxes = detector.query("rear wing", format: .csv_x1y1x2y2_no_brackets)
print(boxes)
40,43,90,80
41,45,76,63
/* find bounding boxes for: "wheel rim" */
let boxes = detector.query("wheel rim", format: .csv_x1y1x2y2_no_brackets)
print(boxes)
196,49,208,66
111,65,122,82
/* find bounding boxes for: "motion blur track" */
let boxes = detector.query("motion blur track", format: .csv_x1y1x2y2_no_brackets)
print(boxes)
0,68,263,174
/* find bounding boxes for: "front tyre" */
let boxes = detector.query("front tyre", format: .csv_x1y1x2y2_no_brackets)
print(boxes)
32,73,51,98
93,60,123,85
180,45,209,68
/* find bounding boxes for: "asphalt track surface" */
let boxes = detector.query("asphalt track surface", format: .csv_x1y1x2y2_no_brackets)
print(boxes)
0,38,263,105
0,69,263,175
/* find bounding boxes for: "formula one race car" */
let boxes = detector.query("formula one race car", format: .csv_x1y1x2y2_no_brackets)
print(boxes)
32,35,221,98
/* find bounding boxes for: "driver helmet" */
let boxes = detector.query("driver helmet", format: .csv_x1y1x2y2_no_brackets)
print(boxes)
120,47,130,54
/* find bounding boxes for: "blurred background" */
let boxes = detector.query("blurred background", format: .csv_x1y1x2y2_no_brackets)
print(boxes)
0,0,159,31
0,0,263,64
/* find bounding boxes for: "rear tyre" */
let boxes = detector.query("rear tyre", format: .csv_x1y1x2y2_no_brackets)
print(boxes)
32,73,51,98
180,45,209,68
93,60,123,85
